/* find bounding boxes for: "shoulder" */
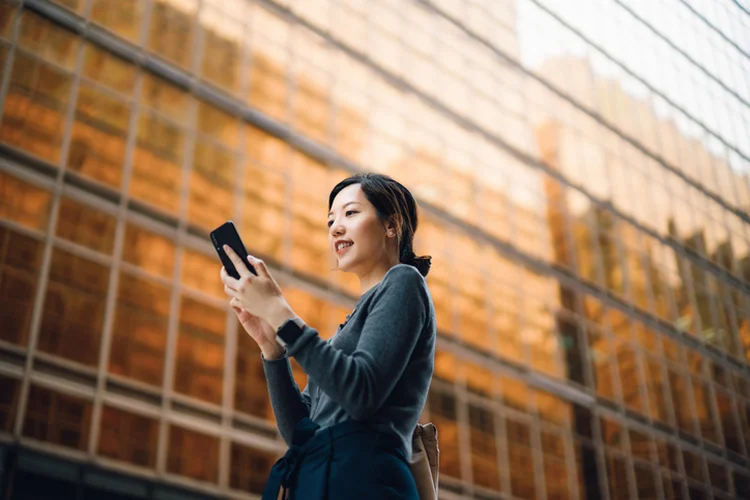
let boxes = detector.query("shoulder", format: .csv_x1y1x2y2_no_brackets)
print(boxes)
373,264,431,307
382,263,425,286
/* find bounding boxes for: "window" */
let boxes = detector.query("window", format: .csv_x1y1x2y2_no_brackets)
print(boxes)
454,236,489,352
248,5,290,121
0,373,20,433
23,384,92,451
80,43,137,96
109,273,169,387
241,161,285,262
200,5,245,94
147,0,197,69
0,228,44,346
55,197,117,254
644,356,672,424
181,248,224,300
167,425,219,483
68,82,130,188
130,110,185,214
234,325,272,420
433,348,457,383
97,405,159,467
121,222,175,279
50,0,84,15
605,452,632,500
464,362,493,398
283,287,332,338
17,11,79,69
542,428,571,499
38,248,109,366
0,172,52,230
290,153,330,280
90,0,146,42
427,389,460,478
714,388,743,455
130,74,189,213
0,3,17,41
668,369,697,436
0,51,72,164
175,296,225,404
506,418,536,499
188,139,235,230
468,404,500,490
230,442,278,493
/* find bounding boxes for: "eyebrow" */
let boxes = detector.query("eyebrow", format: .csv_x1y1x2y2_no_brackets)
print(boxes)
328,201,361,217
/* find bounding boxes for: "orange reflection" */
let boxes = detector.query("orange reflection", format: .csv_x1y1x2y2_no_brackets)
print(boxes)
241,160,285,262
0,51,72,164
122,222,176,279
38,248,109,366
167,424,219,483
0,228,43,346
68,83,129,188
98,405,159,467
56,197,117,254
148,0,197,69
175,296,225,404
235,327,273,420
23,384,92,451
110,272,169,387
0,172,52,230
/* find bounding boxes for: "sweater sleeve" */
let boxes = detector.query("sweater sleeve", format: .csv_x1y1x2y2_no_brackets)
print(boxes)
261,353,312,445
286,265,428,420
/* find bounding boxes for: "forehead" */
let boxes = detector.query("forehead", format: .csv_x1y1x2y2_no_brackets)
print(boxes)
330,183,366,211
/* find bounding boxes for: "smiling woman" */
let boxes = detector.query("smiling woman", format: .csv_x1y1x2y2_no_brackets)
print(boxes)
216,173,436,499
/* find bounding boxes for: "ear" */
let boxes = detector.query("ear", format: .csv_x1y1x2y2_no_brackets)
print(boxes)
384,220,397,238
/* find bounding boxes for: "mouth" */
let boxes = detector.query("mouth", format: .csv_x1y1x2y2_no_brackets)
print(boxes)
335,241,354,255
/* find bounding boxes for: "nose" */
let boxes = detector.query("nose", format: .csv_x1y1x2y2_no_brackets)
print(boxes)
330,219,345,238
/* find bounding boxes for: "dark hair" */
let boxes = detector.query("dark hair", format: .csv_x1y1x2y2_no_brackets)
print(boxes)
328,173,432,277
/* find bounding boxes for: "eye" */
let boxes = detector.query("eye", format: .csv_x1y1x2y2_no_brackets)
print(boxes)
328,210,358,228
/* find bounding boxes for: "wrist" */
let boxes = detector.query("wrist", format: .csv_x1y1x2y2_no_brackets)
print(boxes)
267,300,297,332
261,343,286,360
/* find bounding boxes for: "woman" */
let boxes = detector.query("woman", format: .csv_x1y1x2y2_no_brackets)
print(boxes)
220,173,436,499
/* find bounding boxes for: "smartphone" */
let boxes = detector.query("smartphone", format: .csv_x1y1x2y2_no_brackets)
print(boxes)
210,221,257,279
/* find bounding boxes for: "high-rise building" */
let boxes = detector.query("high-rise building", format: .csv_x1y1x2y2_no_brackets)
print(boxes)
0,0,748,499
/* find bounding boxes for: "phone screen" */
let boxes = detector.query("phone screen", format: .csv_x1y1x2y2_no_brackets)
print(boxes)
209,221,257,279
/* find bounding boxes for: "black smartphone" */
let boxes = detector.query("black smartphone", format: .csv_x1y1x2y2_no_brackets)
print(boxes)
210,221,257,279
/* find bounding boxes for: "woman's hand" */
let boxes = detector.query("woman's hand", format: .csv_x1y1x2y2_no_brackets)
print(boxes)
220,245,297,337
229,301,285,359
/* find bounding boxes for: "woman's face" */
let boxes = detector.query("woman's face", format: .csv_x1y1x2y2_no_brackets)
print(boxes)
328,183,395,273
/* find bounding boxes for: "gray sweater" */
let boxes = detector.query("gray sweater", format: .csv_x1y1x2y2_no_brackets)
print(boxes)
261,264,436,460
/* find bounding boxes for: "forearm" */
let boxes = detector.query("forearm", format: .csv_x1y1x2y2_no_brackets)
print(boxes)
261,353,311,445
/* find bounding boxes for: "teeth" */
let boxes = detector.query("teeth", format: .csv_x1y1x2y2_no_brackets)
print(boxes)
337,242,353,251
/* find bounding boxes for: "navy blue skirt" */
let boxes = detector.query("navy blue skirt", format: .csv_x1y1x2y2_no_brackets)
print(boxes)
262,417,419,499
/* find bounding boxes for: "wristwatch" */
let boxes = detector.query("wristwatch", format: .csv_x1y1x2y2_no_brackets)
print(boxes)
275,317,305,349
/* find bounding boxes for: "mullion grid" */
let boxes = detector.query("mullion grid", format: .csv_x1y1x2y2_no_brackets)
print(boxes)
4,0,750,496
12,0,91,440
86,0,152,458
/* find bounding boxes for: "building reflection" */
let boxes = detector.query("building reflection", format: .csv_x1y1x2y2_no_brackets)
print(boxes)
0,0,749,499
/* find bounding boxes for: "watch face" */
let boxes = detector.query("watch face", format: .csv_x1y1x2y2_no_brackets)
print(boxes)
277,318,304,347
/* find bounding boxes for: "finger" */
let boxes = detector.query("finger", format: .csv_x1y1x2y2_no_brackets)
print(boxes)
230,298,243,311
220,266,239,290
224,284,239,298
247,255,271,279
223,245,252,279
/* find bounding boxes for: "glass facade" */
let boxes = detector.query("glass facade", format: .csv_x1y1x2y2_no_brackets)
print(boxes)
0,0,748,498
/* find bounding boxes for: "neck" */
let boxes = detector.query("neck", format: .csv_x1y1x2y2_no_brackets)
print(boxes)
357,254,400,295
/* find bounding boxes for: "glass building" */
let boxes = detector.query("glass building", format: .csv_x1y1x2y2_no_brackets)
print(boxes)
0,0,748,498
